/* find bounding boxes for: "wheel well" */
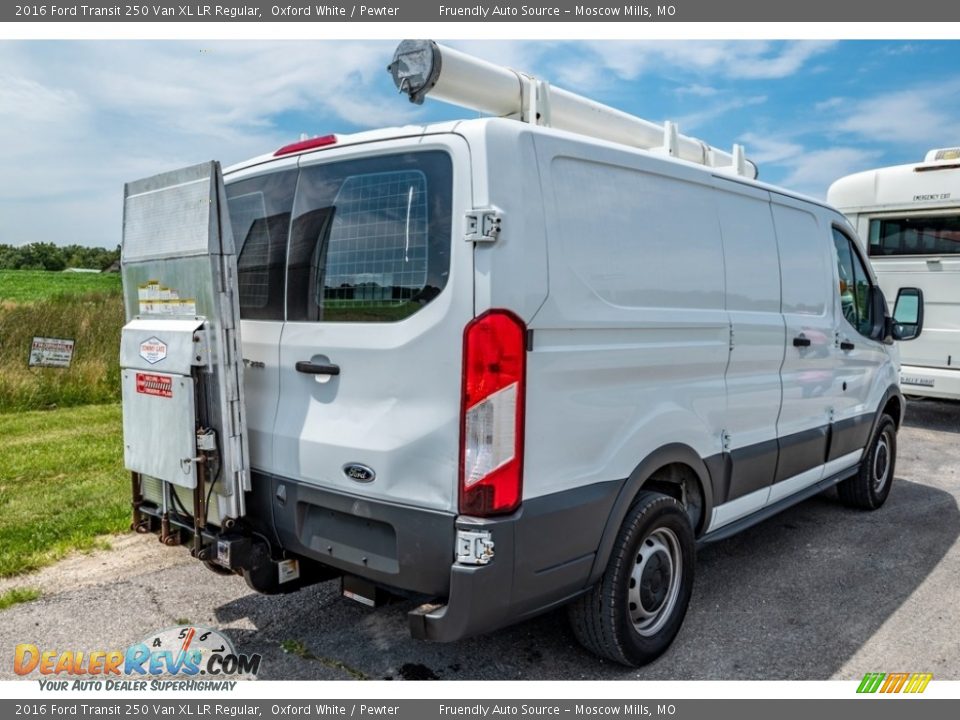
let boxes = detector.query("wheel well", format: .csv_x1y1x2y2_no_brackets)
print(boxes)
640,463,706,535
883,395,903,428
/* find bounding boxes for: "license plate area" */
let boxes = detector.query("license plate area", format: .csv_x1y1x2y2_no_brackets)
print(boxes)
342,575,387,608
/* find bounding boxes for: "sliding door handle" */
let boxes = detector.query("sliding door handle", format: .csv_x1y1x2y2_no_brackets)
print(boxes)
792,336,811,348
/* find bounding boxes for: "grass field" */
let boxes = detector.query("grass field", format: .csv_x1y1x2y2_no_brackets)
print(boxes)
0,404,128,578
0,269,121,304
0,273,124,412
0,271,131,586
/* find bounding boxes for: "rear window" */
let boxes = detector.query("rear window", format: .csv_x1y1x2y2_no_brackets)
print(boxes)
288,151,453,322
226,169,298,320
868,215,960,256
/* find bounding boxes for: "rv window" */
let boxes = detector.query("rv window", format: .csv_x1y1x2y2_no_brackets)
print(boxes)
868,215,960,256
832,228,873,337
225,170,297,320
287,151,452,322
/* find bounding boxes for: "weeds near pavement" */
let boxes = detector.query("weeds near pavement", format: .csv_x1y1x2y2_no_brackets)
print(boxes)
0,587,42,611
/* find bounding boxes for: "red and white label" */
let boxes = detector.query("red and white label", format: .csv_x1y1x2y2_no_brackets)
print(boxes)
136,372,173,399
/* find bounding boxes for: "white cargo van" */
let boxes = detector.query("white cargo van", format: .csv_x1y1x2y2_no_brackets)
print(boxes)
119,41,924,667
829,149,958,399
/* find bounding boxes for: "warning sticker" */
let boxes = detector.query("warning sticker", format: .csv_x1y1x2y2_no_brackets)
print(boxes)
137,280,197,316
136,373,173,399
139,337,167,364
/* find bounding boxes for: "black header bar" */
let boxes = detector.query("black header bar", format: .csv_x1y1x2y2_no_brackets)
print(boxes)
6,1,960,23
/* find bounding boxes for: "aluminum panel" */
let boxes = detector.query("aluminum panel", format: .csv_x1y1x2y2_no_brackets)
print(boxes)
121,370,197,489
120,160,249,519
120,318,204,375
123,163,216,262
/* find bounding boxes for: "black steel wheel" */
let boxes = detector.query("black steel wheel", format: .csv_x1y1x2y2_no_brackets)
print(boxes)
568,491,695,667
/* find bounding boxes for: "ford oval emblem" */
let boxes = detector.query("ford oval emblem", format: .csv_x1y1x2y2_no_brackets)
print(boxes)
343,463,376,483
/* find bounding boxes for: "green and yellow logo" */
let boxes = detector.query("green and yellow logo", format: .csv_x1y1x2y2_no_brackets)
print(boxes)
857,672,933,694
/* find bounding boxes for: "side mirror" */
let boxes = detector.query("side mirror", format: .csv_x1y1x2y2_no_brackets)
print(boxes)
870,287,889,342
889,287,924,341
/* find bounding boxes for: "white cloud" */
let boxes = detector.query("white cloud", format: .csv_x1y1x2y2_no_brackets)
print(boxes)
745,139,882,199
836,82,960,146
814,97,844,113
677,84,719,98
676,95,767,132
738,133,803,165
563,41,835,83
0,40,414,247
778,147,882,198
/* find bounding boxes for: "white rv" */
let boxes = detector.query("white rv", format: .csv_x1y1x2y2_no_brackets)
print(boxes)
829,149,959,400
118,41,924,667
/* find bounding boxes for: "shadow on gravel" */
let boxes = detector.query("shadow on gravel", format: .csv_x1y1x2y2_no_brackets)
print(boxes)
903,398,960,434
212,475,958,681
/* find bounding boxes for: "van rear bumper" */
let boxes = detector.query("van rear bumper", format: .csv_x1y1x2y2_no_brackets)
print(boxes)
260,474,623,642
408,515,521,642
406,512,594,643
265,474,456,597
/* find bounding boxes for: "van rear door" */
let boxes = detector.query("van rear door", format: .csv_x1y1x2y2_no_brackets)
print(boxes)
271,137,473,513
225,159,299,475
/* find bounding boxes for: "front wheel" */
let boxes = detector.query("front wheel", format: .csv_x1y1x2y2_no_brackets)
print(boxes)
568,491,695,667
837,414,897,510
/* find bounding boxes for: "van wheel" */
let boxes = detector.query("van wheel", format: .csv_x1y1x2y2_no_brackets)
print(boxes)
838,415,897,510
568,491,694,667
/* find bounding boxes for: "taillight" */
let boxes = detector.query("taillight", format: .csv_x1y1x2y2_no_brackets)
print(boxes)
460,310,526,516
273,134,337,156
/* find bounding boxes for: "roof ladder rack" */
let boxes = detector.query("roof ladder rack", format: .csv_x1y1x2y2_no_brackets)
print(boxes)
388,40,758,180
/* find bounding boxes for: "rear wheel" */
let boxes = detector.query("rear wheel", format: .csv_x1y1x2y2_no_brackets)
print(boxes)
837,415,897,510
568,491,695,667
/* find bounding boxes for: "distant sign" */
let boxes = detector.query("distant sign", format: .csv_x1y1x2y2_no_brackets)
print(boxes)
28,337,75,369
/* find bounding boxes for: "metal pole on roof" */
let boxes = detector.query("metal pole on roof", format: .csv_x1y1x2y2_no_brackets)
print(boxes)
387,39,758,180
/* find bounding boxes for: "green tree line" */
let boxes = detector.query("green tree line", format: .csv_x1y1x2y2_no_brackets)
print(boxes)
0,243,120,272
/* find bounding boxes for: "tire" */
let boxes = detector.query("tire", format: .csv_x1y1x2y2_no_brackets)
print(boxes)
568,491,695,667
837,414,897,510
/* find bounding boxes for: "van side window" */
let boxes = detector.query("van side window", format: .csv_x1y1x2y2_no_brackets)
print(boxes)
770,203,829,316
868,215,960,256
226,170,297,321
288,152,452,322
831,228,873,337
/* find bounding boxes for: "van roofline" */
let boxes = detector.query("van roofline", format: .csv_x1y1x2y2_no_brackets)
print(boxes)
224,116,837,213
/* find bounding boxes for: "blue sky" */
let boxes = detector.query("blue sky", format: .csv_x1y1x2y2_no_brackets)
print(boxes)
2,40,959,248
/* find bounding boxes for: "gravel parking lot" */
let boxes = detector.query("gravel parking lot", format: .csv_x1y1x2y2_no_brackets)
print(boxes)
2,399,959,681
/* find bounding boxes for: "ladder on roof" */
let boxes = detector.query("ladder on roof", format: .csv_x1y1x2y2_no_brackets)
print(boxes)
387,40,758,180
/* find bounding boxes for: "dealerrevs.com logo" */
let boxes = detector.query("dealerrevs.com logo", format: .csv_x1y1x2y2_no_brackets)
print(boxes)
14,626,261,691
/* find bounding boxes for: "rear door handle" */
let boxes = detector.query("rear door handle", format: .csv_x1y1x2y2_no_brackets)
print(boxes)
793,336,811,347
295,360,340,376
840,341,855,352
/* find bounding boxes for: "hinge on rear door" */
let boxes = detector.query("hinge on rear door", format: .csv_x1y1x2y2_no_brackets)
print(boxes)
465,207,503,243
